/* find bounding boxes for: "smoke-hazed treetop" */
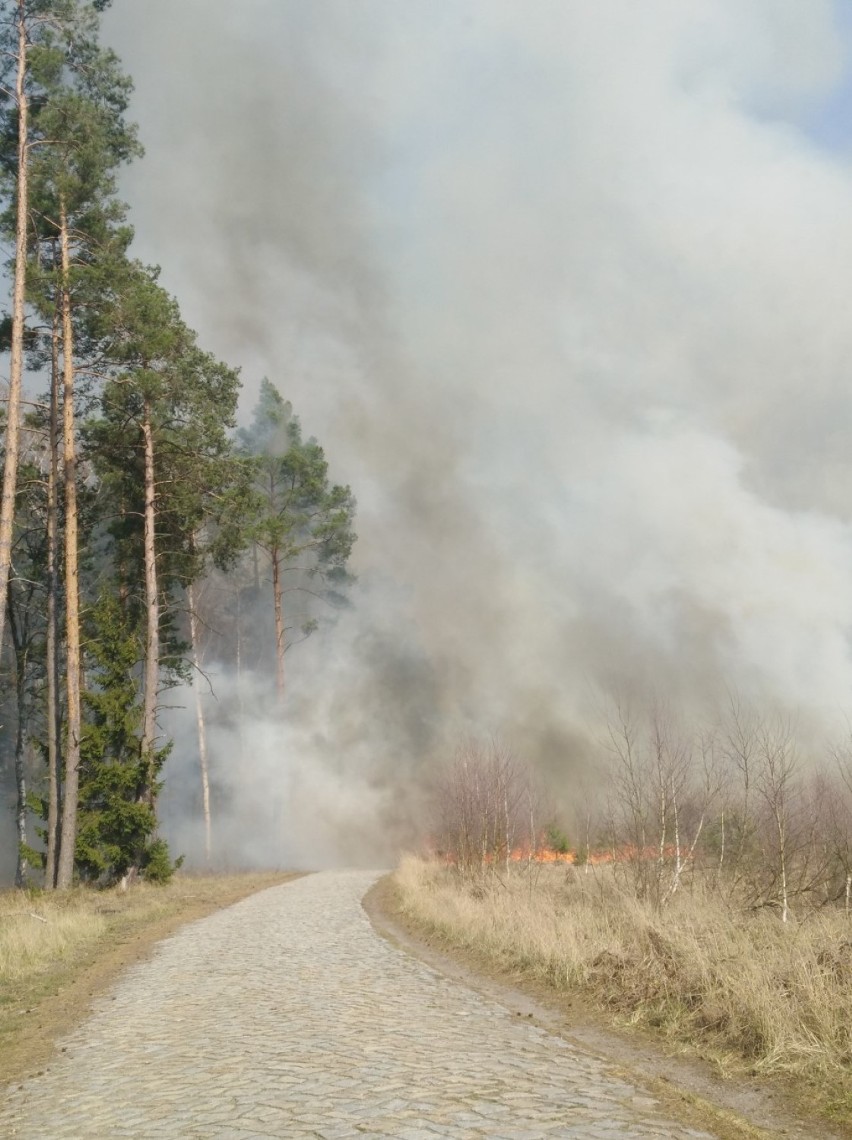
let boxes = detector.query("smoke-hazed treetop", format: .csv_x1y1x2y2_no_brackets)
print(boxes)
0,1,358,888
237,377,356,700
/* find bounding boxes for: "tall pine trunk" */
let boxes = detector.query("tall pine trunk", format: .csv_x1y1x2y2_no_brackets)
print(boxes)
0,3,29,656
56,200,82,891
13,694,27,886
235,586,246,771
120,399,159,889
272,547,285,699
141,398,159,795
44,310,62,889
8,593,27,887
188,579,212,862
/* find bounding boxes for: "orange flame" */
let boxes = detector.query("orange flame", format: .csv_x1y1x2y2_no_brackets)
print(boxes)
432,842,680,867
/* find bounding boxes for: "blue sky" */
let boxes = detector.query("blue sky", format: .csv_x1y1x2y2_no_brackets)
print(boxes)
804,1,852,151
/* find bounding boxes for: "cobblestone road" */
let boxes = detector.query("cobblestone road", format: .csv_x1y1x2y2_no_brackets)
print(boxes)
0,871,716,1139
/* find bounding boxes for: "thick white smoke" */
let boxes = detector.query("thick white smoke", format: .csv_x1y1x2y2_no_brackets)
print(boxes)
99,1,852,866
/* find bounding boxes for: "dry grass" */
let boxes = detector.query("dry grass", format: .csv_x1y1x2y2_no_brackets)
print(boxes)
393,856,852,1124
1,889,110,985
0,870,299,1084
0,873,282,987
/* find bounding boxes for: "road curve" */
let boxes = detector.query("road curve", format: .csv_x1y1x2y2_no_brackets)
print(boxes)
0,870,715,1139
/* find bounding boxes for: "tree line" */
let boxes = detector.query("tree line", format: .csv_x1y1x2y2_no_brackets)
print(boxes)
0,0,356,889
597,697,852,920
433,703,852,923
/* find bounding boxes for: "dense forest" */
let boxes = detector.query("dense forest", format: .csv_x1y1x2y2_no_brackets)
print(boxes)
0,0,356,888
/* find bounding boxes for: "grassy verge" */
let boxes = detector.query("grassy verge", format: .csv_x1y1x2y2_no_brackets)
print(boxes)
392,855,852,1132
0,870,301,1085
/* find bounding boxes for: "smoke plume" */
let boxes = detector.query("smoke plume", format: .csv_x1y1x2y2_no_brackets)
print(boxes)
99,0,852,867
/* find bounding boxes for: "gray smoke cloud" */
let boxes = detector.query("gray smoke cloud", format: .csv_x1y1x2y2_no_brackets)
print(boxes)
99,0,852,866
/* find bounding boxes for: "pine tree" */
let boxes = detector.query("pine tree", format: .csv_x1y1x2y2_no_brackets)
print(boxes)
14,0,139,887
88,263,241,879
6,441,49,885
239,379,356,702
0,0,38,662
76,594,175,883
